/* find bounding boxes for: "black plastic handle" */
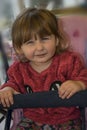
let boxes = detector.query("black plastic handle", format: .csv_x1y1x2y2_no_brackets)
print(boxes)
0,90,87,110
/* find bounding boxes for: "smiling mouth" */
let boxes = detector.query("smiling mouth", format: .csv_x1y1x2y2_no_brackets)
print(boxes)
36,53,47,57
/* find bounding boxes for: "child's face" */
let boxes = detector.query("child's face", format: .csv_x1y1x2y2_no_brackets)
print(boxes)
20,34,58,65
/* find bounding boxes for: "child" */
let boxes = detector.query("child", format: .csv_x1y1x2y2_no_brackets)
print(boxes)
0,8,87,130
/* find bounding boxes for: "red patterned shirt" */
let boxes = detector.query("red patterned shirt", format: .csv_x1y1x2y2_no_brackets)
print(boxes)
1,51,87,124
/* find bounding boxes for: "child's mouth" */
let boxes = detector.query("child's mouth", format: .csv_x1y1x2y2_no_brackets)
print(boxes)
36,53,47,58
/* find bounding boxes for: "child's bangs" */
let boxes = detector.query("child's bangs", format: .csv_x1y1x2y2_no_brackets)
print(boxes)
22,18,53,43
31,25,52,39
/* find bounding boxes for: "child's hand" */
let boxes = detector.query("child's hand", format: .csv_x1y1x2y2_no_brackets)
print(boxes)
58,80,86,99
0,87,20,107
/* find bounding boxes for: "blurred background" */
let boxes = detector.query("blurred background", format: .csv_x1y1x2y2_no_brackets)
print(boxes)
0,0,87,84
0,0,87,34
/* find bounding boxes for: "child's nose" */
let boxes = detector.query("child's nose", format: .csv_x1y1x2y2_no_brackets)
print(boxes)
36,42,44,51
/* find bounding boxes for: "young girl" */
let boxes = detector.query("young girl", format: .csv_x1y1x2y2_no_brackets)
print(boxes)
0,8,87,130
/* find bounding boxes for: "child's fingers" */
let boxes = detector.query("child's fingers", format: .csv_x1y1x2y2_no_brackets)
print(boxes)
66,90,76,99
60,91,71,99
59,88,76,99
0,97,7,107
6,93,14,106
1,98,12,107
58,87,66,97
0,93,13,107
4,98,11,107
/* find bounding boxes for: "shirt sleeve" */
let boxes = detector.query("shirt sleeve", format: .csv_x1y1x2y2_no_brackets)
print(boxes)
0,62,25,93
67,52,87,87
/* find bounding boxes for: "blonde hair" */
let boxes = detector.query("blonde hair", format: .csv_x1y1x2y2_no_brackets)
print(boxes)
12,8,70,62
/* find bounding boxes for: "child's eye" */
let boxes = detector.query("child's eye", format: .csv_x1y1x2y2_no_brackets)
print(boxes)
42,36,50,41
25,40,34,44
28,41,34,44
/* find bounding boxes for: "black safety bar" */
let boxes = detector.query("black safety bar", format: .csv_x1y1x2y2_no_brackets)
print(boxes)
0,90,87,130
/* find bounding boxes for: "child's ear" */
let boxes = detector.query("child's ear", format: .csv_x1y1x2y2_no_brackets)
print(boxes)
15,48,23,55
